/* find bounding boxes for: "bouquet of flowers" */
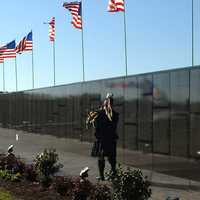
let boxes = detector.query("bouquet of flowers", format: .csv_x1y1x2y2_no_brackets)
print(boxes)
86,109,100,129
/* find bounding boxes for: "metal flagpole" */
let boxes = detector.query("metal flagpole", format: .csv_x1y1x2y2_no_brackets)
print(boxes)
32,31,35,89
192,0,194,67
44,20,56,86
188,0,194,193
81,28,85,82
123,1,128,76
81,1,85,82
3,62,5,92
53,40,56,86
15,57,18,91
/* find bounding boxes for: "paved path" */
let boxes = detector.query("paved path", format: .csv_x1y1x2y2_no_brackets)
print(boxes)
0,127,200,199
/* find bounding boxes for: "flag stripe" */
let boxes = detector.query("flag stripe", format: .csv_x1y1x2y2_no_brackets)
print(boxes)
0,40,16,58
16,32,32,54
108,0,125,12
0,57,4,63
49,17,55,42
63,2,82,29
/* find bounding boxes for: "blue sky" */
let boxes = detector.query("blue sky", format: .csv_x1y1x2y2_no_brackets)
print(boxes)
0,0,199,91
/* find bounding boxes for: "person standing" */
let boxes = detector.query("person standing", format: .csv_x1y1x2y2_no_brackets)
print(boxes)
92,93,119,181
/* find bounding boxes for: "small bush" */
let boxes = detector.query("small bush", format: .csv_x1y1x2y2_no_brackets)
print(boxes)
24,164,37,182
0,170,21,182
106,165,151,200
15,158,26,174
90,183,112,200
34,149,63,187
71,177,93,200
53,176,73,196
0,154,6,170
0,153,25,174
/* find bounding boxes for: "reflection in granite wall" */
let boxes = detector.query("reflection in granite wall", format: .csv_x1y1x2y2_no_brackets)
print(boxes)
1,67,200,159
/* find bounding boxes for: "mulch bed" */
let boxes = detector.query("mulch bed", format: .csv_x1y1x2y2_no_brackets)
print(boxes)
0,180,66,200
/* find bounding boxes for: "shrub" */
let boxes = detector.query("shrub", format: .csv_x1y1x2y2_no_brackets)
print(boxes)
90,183,112,200
0,170,21,182
24,164,37,182
15,158,26,174
0,153,25,174
0,154,6,170
53,176,73,196
34,149,63,187
71,177,93,200
106,165,151,200
53,177,112,200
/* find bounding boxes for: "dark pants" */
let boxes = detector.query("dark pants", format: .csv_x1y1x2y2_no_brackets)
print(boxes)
98,140,117,180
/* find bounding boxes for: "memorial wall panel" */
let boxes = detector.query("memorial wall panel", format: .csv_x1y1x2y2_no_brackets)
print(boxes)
170,70,189,157
153,72,170,154
1,66,200,161
138,75,153,151
170,70,189,113
190,114,200,157
171,114,189,157
153,109,170,154
190,68,200,113
124,77,138,150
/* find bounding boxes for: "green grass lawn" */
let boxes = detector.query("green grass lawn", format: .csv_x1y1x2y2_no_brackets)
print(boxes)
0,188,18,200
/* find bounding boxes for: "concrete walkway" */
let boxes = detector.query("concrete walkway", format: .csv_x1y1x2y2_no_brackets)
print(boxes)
0,127,200,200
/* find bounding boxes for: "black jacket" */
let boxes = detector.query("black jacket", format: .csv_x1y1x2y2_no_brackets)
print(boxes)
94,109,119,142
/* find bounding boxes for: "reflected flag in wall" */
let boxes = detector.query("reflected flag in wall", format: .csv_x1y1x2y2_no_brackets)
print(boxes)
0,40,16,58
16,31,33,54
49,17,55,42
108,0,125,12
63,1,82,29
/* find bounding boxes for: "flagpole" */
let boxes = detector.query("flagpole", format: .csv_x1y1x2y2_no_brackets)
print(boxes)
15,57,18,91
192,0,194,67
81,1,85,82
3,62,5,92
44,19,56,86
53,40,56,86
123,1,128,76
32,31,35,89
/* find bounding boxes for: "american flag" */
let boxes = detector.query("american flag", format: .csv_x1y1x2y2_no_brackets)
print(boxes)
0,40,16,58
49,17,55,42
108,0,125,12
0,57,3,63
63,1,82,29
16,31,33,54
